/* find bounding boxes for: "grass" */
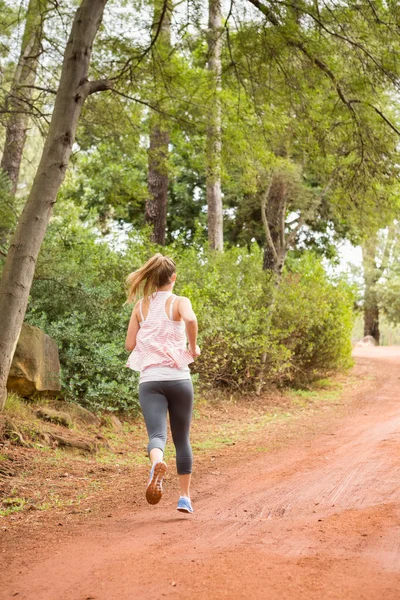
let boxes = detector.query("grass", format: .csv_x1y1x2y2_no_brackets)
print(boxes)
4,393,32,419
287,378,344,407
0,496,27,517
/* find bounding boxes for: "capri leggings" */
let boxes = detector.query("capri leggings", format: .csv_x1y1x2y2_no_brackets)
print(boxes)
139,379,194,475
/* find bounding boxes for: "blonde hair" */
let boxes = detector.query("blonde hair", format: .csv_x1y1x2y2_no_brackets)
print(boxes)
125,253,176,304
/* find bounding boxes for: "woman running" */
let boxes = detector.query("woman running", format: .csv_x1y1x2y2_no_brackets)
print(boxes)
124,254,200,514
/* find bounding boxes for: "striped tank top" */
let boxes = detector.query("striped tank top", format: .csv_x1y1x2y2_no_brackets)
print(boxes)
126,291,194,373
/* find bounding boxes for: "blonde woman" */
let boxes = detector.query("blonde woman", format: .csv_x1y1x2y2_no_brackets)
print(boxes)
125,254,200,514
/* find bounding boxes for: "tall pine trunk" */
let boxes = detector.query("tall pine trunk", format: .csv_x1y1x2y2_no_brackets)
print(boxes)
362,233,380,345
0,0,111,411
206,0,223,251
1,0,47,192
145,0,172,246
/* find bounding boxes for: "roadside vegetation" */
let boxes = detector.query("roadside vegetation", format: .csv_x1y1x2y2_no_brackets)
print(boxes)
0,372,356,519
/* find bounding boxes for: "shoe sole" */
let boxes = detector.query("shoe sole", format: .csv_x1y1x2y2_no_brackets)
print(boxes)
177,507,193,514
146,461,167,505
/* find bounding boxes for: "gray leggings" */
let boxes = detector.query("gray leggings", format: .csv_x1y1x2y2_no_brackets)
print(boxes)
139,379,194,475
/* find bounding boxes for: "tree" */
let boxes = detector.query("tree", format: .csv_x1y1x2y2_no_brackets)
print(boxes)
221,1,400,276
145,0,172,245
260,170,335,277
206,0,223,251
0,0,112,411
0,0,48,245
362,224,396,344
362,233,380,343
376,225,400,328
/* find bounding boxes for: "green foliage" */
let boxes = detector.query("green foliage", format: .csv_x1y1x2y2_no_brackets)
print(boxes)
378,275,400,326
366,226,400,328
25,203,148,413
174,245,355,391
24,204,354,410
6,0,388,411
273,254,355,383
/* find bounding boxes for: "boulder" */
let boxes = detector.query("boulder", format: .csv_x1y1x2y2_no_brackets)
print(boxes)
7,323,61,397
51,400,100,426
36,407,73,428
100,414,124,432
110,415,123,432
50,433,96,453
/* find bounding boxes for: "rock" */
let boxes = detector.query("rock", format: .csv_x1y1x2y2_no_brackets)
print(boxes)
51,401,100,426
39,431,53,446
36,407,73,428
110,415,123,432
100,414,124,432
356,335,377,347
7,323,61,397
50,434,96,453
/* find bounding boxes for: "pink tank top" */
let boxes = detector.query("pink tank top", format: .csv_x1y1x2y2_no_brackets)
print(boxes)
126,291,194,372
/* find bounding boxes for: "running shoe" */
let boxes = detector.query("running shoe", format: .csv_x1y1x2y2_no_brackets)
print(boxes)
177,496,194,514
146,460,167,505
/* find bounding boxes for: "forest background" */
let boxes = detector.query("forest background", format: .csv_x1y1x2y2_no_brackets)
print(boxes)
1,0,400,414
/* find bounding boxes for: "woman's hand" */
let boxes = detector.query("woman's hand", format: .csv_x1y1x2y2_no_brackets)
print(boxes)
189,344,201,358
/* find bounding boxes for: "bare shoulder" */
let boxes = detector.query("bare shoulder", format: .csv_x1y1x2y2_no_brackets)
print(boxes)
131,299,142,316
176,296,193,308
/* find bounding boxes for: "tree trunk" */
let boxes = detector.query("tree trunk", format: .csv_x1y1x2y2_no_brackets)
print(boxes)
262,173,288,277
0,0,111,411
362,233,380,345
145,0,172,246
146,123,170,246
206,0,223,251
1,0,47,192
0,0,48,246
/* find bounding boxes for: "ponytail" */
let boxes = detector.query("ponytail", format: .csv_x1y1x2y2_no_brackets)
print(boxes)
125,253,176,304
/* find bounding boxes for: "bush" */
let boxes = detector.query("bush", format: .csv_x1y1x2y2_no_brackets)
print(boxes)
26,208,354,410
273,254,354,385
25,206,150,413
174,246,354,390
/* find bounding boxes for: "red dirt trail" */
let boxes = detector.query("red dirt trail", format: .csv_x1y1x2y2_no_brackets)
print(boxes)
2,347,400,599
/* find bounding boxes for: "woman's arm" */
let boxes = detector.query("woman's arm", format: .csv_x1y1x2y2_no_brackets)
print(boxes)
178,297,200,357
125,301,140,352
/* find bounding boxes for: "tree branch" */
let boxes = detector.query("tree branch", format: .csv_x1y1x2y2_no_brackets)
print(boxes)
18,84,57,94
87,79,114,95
348,100,400,137
110,0,170,83
110,89,192,126
246,0,279,25
246,0,400,140
285,174,335,250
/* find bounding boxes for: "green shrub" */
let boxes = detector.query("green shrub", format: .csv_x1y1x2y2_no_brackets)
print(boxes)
26,207,149,413
273,254,354,385
174,245,354,391
26,208,354,409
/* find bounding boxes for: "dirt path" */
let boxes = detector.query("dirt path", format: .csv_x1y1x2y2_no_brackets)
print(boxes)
2,347,400,600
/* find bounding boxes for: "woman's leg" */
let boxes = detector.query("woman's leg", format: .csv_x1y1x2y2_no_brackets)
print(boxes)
166,380,194,498
139,382,168,463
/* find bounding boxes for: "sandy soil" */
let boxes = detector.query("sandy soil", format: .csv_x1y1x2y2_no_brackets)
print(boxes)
2,346,400,599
